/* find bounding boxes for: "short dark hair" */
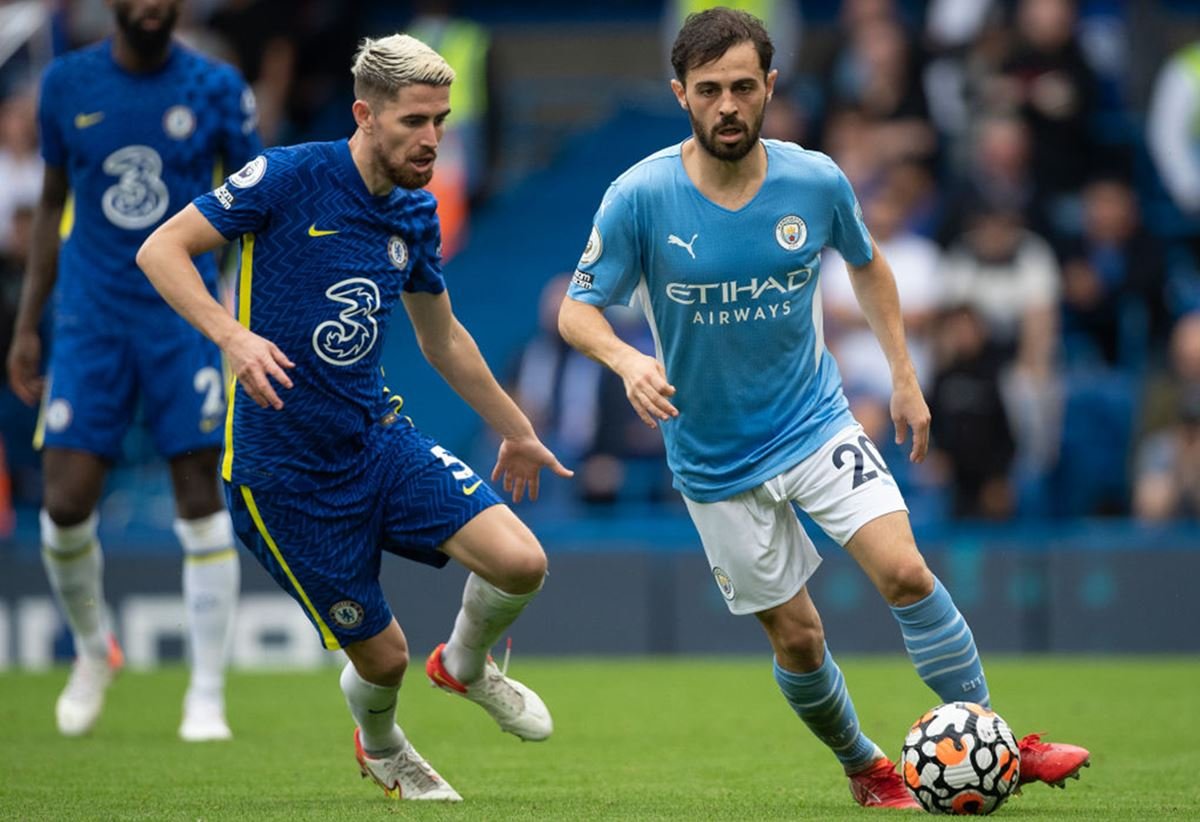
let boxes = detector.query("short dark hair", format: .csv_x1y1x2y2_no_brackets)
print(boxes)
670,7,774,83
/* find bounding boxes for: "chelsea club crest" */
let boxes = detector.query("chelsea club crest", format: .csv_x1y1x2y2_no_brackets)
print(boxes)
388,235,409,270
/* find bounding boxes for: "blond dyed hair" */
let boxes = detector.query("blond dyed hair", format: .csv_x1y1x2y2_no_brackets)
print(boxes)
351,34,455,103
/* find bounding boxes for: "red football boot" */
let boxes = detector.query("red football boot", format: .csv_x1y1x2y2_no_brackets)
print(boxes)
1018,733,1091,788
848,757,923,809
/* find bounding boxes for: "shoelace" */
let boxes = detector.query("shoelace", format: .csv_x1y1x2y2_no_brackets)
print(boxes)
384,749,443,794
475,638,523,714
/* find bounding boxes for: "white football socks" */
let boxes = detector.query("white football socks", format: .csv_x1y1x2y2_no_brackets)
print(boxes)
340,661,406,755
175,511,240,704
442,573,541,684
40,509,111,661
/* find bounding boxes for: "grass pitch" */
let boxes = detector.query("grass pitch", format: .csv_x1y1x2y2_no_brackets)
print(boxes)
1,656,1197,820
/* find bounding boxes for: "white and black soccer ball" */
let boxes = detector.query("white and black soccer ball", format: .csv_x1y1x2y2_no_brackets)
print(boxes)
901,701,1021,815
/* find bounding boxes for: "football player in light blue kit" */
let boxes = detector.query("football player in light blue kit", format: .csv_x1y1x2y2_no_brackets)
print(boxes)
6,0,260,741
559,7,1090,809
138,33,571,801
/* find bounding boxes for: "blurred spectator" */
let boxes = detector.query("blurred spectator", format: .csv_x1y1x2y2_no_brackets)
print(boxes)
408,0,502,260
1060,177,1169,370
1140,311,1200,437
0,92,42,252
823,179,942,418
1146,41,1200,218
1133,389,1200,522
939,205,1060,371
409,0,500,206
938,113,1048,245
206,0,295,144
938,205,1062,501
996,0,1100,235
0,204,39,515
512,276,669,506
828,11,936,168
928,305,1016,519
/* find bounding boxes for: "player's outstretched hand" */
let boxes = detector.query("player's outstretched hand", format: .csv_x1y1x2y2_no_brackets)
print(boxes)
491,434,574,504
6,329,44,407
891,374,931,463
616,350,678,429
223,327,295,410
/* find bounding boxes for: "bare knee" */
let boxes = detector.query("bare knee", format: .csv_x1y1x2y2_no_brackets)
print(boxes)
879,559,934,607
353,646,408,688
495,542,547,595
759,604,826,672
42,482,98,527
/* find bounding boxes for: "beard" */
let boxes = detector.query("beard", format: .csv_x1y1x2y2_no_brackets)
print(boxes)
114,3,178,58
689,105,765,162
378,150,436,190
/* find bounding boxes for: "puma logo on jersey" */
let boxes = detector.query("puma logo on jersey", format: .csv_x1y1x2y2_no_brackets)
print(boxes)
668,233,698,259
307,223,339,237
74,111,105,129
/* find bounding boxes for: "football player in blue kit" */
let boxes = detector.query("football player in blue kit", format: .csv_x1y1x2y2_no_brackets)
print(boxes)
138,33,572,801
558,7,1090,810
6,0,260,741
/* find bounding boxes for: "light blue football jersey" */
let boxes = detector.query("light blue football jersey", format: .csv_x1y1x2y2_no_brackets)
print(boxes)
38,40,260,324
567,139,873,502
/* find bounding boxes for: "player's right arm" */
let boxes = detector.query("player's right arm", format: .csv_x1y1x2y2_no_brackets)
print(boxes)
6,164,68,406
556,186,677,429
137,204,293,409
557,298,677,429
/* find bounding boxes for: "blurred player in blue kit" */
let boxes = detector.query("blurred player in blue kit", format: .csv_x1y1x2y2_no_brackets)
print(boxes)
558,7,1090,810
138,34,571,801
6,0,260,741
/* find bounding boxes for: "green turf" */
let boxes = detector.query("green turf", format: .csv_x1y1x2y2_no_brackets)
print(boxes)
1,657,1197,820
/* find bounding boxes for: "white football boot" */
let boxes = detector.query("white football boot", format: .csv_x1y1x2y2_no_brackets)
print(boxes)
425,642,553,742
354,730,462,801
56,635,123,737
179,691,233,742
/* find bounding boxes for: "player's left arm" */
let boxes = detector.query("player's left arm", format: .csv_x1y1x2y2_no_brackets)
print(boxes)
845,239,930,463
402,290,573,502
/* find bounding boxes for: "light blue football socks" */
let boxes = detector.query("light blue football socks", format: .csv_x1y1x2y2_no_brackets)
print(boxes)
774,647,882,773
891,576,991,708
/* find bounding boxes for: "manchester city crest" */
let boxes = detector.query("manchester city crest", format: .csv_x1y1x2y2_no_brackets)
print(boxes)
712,566,736,600
775,215,807,251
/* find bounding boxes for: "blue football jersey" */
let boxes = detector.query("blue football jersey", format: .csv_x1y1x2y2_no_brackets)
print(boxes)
38,39,260,324
567,140,873,502
194,140,447,493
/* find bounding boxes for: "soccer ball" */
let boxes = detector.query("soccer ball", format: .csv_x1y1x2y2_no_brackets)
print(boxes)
901,701,1021,815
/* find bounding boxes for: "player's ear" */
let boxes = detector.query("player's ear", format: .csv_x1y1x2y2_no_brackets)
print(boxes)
351,99,374,133
670,78,688,111
765,68,778,103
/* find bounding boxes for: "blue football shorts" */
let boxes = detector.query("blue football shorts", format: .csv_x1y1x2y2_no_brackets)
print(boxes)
39,311,225,459
225,419,503,650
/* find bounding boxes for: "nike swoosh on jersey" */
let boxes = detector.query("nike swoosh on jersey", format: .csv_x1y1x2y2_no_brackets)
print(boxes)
307,223,340,237
74,111,105,129
462,479,483,496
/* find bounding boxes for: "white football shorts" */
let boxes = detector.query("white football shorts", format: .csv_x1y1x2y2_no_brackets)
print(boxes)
684,424,908,615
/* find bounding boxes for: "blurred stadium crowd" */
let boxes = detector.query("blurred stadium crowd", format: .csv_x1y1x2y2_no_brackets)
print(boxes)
2,0,1200,539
